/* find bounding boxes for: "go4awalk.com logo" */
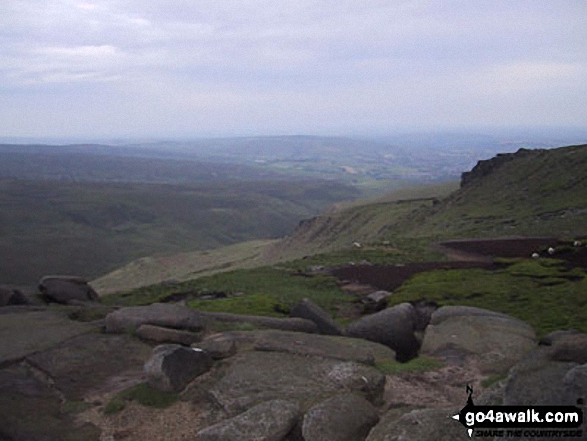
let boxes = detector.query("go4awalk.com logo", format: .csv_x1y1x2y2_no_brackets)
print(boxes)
452,385,584,438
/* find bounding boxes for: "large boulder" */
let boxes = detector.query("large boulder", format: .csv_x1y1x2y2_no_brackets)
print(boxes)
302,393,379,441
136,324,202,345
197,399,300,441
0,286,29,307
209,351,385,416
290,298,343,335
421,306,537,374
548,333,587,364
366,407,470,441
38,275,99,304
193,334,237,360
144,344,213,393
346,303,420,362
105,302,207,333
253,329,395,365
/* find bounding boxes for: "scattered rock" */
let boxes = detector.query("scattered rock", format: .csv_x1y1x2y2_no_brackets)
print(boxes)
562,364,587,406
421,306,537,374
365,407,469,441
253,329,396,365
362,291,393,314
193,334,237,360
302,393,379,441
209,351,385,416
199,311,318,333
548,333,587,364
0,286,29,307
539,329,582,346
136,324,203,345
144,344,213,392
290,298,343,335
105,302,207,333
346,303,420,362
198,399,300,441
39,275,99,304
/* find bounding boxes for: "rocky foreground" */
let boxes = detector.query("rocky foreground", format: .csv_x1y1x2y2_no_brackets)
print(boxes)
1,280,586,441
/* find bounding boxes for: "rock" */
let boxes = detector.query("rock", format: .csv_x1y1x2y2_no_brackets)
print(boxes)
362,291,393,314
366,407,470,441
421,306,537,374
0,364,101,441
105,303,207,333
193,335,237,360
144,344,213,392
346,303,420,362
548,333,587,364
539,329,582,345
0,286,29,307
563,364,587,406
26,333,152,400
209,351,385,416
290,298,343,335
199,311,318,333
198,399,300,441
503,347,577,406
302,393,379,441
0,308,95,366
38,275,99,304
136,324,202,345
252,330,396,365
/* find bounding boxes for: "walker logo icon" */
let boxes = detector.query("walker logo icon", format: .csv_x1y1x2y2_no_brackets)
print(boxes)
451,385,584,438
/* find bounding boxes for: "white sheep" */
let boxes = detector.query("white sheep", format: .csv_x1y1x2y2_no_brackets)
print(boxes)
574,240,582,247
547,247,555,255
531,252,539,259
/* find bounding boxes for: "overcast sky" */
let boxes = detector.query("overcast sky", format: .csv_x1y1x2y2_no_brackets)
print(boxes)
1,1,586,139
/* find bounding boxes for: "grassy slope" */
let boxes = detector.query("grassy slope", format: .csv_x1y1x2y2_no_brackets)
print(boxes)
0,179,360,285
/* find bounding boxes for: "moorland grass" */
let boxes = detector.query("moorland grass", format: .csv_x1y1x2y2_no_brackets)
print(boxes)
389,258,587,336
375,356,445,375
104,383,178,415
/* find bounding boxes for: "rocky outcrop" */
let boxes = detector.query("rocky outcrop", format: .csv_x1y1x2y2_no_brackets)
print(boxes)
38,275,99,304
421,306,537,374
136,324,203,345
105,303,207,333
144,344,213,393
346,303,421,362
197,399,300,441
209,351,385,416
199,310,318,333
252,330,396,365
290,298,343,335
302,393,379,441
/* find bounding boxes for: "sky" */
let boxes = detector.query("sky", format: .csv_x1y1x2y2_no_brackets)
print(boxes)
1,0,586,139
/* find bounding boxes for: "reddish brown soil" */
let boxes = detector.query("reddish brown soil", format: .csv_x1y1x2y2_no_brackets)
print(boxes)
331,237,587,293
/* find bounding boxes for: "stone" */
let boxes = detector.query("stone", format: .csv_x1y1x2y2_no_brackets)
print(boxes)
209,351,385,416
252,330,396,365
105,302,207,333
346,303,420,362
539,329,582,346
26,333,152,401
197,399,300,441
0,286,29,307
421,306,537,374
362,291,393,314
193,335,237,360
136,324,202,345
198,311,318,333
302,393,379,441
144,344,213,392
290,298,343,335
563,364,587,406
365,407,470,441
548,333,587,364
38,275,100,304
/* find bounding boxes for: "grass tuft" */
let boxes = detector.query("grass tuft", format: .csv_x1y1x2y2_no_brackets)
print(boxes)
375,356,445,375
104,383,178,415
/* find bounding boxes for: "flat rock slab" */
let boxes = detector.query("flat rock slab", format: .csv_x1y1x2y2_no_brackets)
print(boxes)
421,306,537,374
105,302,207,333
198,399,300,441
0,307,94,366
136,324,203,345
26,333,152,400
210,351,385,416
253,330,396,365
0,364,101,441
199,311,318,333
